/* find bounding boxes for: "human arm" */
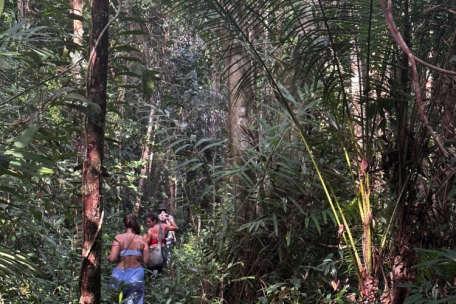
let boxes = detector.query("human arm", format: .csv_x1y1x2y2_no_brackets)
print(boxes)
106,237,120,263
143,229,151,247
141,237,150,264
166,218,178,231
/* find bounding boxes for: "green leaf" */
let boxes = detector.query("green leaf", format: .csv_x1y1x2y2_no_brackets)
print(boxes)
9,160,54,175
24,50,42,66
64,93,102,117
429,296,456,304
403,293,423,304
201,185,214,198
14,124,40,148
107,103,122,117
0,245,43,276
0,154,10,170
174,144,191,154
51,86,76,101
0,185,21,197
115,56,142,63
289,197,305,214
116,30,147,36
116,71,142,78
188,163,204,171
412,259,446,268
0,168,23,179
286,231,291,247
397,283,418,288
439,249,456,260
200,139,228,153
5,150,54,164
177,159,198,168
68,12,85,22
112,45,140,53
63,41,84,51
166,138,187,150
116,84,140,89
323,209,337,225
273,213,278,236
65,92,90,103
311,215,321,234
120,17,147,23
41,0,66,20
447,186,456,199
195,137,213,148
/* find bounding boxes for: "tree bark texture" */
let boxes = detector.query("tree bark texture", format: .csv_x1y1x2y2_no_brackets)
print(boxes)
221,35,257,304
72,0,84,46
135,97,156,216
71,0,85,253
71,0,85,86
79,0,108,303
17,0,30,21
167,179,176,214
222,37,249,224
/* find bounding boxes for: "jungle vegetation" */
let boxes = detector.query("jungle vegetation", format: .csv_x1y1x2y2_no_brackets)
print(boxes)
1,0,456,303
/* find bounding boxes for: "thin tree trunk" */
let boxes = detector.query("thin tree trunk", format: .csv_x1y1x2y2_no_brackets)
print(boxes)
222,37,249,224
79,0,108,303
390,1,417,302
135,97,156,216
17,0,30,22
71,0,84,86
71,0,85,253
167,179,176,214
220,34,255,304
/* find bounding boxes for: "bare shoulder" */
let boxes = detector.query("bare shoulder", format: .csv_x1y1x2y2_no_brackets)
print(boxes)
112,233,123,244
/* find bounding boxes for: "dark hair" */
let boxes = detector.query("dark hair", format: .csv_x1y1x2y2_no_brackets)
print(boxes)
147,212,160,223
123,214,141,235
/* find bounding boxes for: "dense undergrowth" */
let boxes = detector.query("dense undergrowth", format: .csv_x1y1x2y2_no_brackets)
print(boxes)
2,0,456,303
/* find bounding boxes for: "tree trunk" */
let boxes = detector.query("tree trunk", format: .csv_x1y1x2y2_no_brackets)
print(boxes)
17,0,30,22
135,97,156,216
222,37,249,224
390,1,417,302
167,178,176,214
71,0,85,253
71,0,84,86
79,0,108,303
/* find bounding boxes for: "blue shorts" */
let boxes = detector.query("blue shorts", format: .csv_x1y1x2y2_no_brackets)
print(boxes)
109,266,145,304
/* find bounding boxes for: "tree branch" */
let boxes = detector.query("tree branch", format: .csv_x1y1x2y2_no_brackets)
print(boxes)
379,0,447,156
82,210,104,259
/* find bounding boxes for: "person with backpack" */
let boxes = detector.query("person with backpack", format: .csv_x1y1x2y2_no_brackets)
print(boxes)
157,204,177,268
145,211,178,274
